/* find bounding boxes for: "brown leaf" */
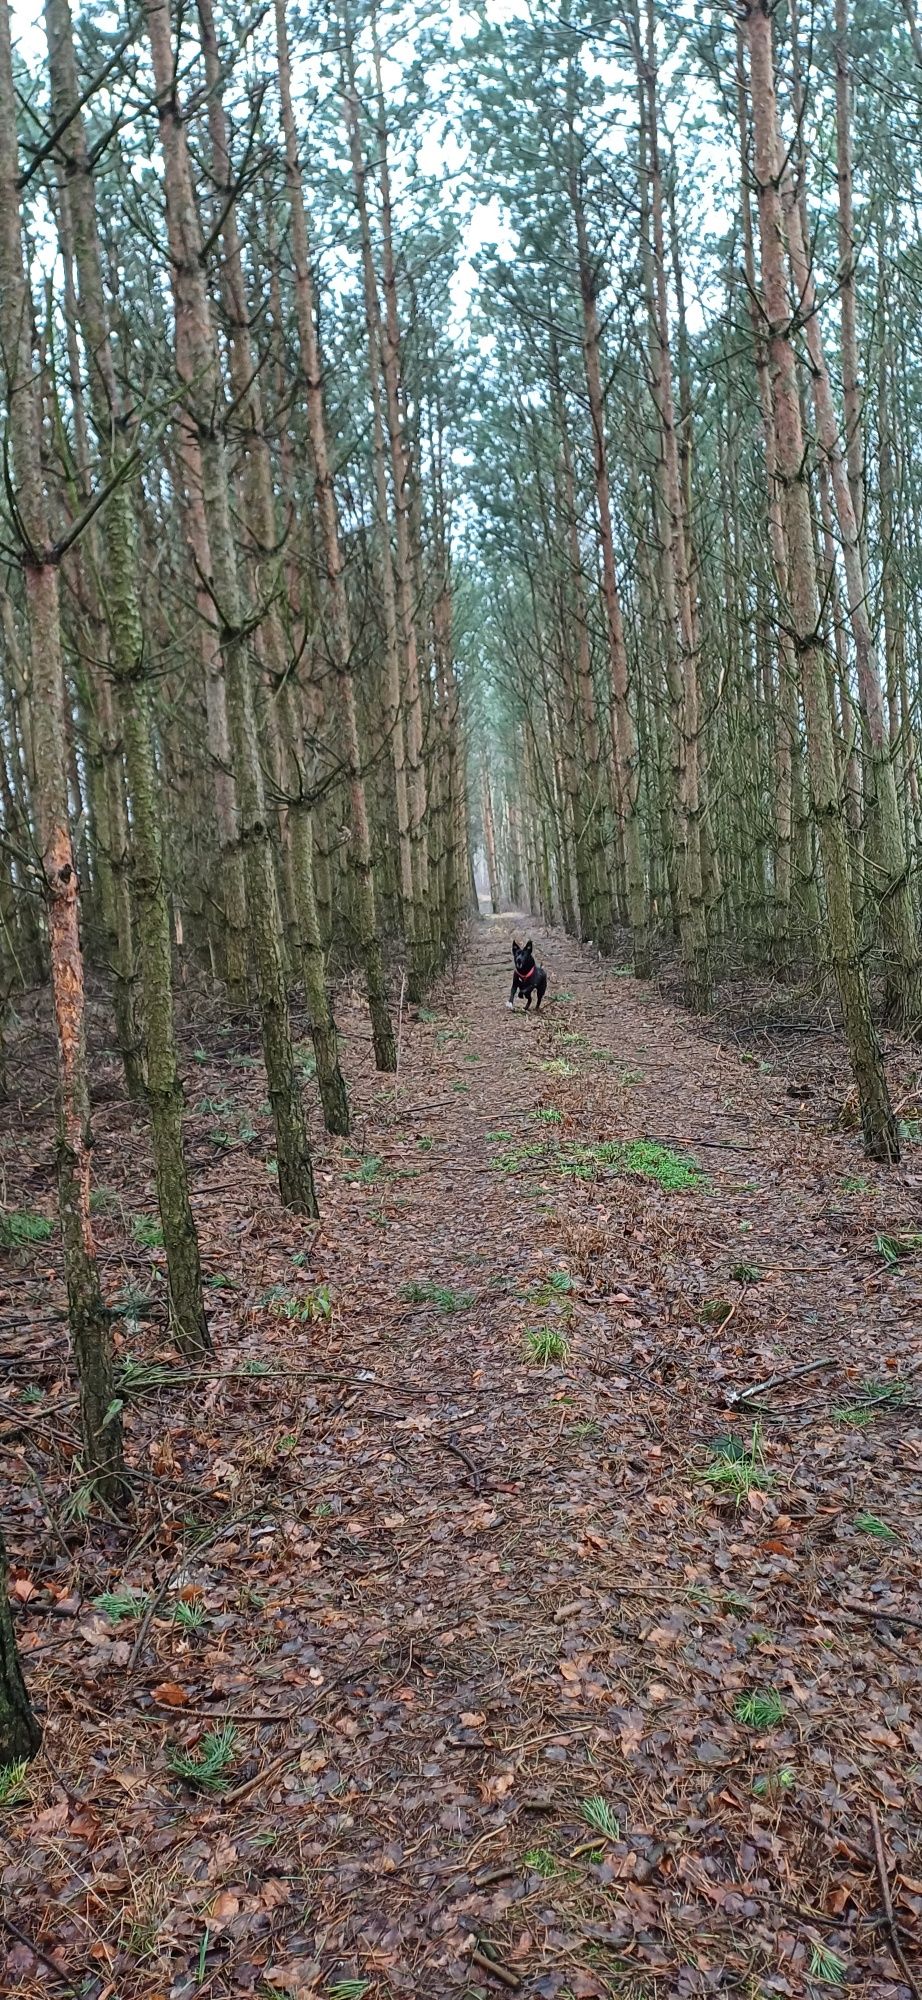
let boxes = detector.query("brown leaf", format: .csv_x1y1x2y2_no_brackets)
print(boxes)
210,1892,240,1922
151,1680,189,1707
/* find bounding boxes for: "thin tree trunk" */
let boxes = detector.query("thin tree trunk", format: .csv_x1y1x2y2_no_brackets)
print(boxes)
47,0,209,1355
274,0,395,1070
196,0,349,1136
638,4,709,1006
745,0,898,1161
0,1524,41,1763
567,141,649,977
783,43,920,1030
339,48,420,1000
0,0,125,1500
371,11,430,951
145,0,318,1212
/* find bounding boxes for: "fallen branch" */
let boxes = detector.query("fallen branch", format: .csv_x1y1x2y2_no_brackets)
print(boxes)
128,1510,262,1671
222,1744,298,1807
870,1802,922,2000
221,1658,360,1805
841,1600,922,1634
728,1357,837,1405
0,1914,83,1995
469,1945,521,1989
435,1432,482,1494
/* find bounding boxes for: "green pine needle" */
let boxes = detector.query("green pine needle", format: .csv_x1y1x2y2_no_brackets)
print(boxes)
734,1687,784,1728
167,1723,237,1793
580,1794,620,1839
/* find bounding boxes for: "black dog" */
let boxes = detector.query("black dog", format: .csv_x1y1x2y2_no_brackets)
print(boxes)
508,938,547,1012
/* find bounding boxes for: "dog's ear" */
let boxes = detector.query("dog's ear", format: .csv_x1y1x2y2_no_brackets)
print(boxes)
512,937,518,951
525,939,532,953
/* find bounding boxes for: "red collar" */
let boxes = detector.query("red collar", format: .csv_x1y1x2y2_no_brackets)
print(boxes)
518,964,535,981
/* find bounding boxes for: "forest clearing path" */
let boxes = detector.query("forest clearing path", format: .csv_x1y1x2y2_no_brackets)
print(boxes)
7,916,922,1999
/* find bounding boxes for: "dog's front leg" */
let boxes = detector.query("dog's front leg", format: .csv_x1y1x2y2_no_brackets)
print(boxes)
507,976,518,1010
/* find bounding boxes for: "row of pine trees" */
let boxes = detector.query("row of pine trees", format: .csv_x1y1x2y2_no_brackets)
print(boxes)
0,0,468,1544
469,0,922,1167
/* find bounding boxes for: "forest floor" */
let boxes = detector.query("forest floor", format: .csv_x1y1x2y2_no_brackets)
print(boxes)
3,915,922,2000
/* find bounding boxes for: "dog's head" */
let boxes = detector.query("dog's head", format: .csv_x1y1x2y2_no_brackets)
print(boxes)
512,938,534,975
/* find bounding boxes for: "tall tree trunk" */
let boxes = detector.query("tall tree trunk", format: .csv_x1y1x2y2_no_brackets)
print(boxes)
782,25,921,1030
744,0,898,1161
144,0,318,1212
47,0,209,1356
0,0,125,1500
196,0,349,1136
371,12,430,955
567,138,649,978
638,4,709,1006
274,0,396,1070
339,47,420,1000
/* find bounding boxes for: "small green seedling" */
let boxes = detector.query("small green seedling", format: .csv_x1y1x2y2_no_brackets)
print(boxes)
876,1231,922,1266
752,1766,795,1798
173,1601,206,1632
167,1723,237,1793
734,1687,784,1728
730,1262,761,1283
526,1326,569,1365
835,1376,907,1424
524,1846,557,1876
580,1794,619,1840
700,1426,771,1501
808,1942,845,1984
854,1512,898,1542
533,1105,563,1124
327,1984,370,2000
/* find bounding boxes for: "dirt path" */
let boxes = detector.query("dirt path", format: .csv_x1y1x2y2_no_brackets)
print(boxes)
5,917,922,1999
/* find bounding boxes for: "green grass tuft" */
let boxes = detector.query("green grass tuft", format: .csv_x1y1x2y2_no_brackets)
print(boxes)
132,1215,164,1249
173,1601,206,1632
523,1846,557,1876
0,1759,30,1807
836,1376,907,1424
0,1210,53,1248
399,1280,474,1313
734,1687,784,1728
95,1589,149,1622
526,1325,570,1365
876,1230,922,1266
700,1426,771,1500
